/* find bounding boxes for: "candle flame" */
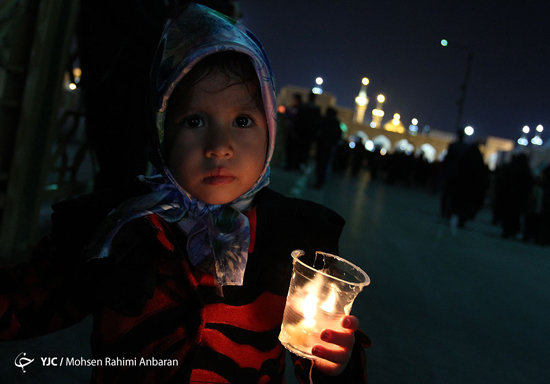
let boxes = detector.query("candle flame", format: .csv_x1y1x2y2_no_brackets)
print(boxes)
302,293,318,327
321,285,337,312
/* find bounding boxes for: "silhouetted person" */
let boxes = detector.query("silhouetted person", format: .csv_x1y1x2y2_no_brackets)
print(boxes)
332,139,350,173
453,143,489,226
441,131,488,227
314,107,342,188
78,0,241,190
294,92,321,167
441,130,469,220
78,1,168,190
523,173,545,243
540,164,550,245
500,153,533,238
350,137,367,176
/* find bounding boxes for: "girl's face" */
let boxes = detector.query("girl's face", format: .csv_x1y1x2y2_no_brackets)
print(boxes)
166,70,268,205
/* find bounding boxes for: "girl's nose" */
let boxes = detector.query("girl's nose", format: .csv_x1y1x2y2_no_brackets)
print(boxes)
205,125,234,158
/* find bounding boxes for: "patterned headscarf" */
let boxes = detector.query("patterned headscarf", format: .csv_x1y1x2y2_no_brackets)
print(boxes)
92,3,277,288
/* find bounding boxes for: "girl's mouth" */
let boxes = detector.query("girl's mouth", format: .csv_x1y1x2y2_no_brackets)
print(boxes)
203,168,235,185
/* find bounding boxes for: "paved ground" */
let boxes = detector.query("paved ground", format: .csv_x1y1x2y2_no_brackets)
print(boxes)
275,166,550,384
2,165,549,383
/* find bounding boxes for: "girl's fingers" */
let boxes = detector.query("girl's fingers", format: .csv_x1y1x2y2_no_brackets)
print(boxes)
310,315,360,375
342,315,359,331
320,329,355,349
312,344,350,365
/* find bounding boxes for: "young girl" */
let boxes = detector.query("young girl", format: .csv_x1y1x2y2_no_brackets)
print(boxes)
1,3,369,382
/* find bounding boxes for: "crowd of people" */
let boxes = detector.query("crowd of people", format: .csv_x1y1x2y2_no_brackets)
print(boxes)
278,101,550,246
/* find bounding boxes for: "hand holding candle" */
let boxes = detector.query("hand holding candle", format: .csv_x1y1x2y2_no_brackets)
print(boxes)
311,315,359,376
279,250,370,369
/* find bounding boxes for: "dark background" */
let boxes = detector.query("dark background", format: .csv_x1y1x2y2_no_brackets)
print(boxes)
239,0,549,141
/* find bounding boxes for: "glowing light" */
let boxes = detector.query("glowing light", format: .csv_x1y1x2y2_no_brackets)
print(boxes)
370,122,376,128
441,39,448,47
464,126,474,136
68,82,77,91
355,95,368,106
315,77,324,85
393,113,400,120
312,86,323,95
380,148,387,156
536,124,544,133
377,94,385,103
339,122,348,133
302,293,318,327
531,135,543,145
372,109,384,117
522,125,530,134
361,77,369,86
411,118,418,126
73,67,82,78
277,105,286,114
517,137,528,146
320,286,337,312
349,141,356,149
365,140,375,151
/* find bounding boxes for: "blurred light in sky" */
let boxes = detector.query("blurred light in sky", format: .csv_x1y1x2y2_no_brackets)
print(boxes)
440,39,448,47
464,125,474,136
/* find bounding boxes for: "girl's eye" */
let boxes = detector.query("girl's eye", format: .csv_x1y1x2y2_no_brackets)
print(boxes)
182,115,204,128
234,116,252,128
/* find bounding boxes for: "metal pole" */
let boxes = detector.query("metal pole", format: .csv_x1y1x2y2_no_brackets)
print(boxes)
455,52,473,132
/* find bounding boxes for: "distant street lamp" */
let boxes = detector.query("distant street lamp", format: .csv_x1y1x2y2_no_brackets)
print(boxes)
518,125,530,146
312,76,324,94
441,38,473,133
531,124,544,146
409,117,419,135
464,125,474,136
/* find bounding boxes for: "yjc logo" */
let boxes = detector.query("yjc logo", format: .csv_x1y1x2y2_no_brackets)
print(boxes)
41,357,59,366
14,352,34,373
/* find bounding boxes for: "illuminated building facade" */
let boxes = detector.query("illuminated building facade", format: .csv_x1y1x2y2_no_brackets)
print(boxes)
277,85,514,166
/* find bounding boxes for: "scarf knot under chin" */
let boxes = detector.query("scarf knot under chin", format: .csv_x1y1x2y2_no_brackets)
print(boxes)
90,171,269,287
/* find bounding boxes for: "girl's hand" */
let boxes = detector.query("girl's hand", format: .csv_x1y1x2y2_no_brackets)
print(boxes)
311,315,359,376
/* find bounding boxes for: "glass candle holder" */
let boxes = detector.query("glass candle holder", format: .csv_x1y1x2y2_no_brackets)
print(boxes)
278,250,370,359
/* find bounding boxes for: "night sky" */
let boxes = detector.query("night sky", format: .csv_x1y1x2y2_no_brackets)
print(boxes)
238,0,549,142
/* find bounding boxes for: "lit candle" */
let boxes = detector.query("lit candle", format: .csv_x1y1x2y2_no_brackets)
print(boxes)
279,250,370,359
280,276,342,357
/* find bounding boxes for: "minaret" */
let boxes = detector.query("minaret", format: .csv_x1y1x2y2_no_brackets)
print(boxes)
370,94,385,128
353,77,369,124
384,113,405,134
